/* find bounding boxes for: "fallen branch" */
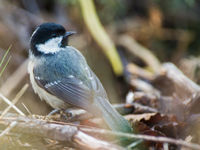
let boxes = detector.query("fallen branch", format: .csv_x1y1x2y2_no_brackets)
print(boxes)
152,63,200,118
1,113,200,149
0,115,122,150
117,34,161,73
153,63,200,102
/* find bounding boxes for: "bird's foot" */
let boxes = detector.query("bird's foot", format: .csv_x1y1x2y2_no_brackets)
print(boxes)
58,109,73,121
47,109,73,122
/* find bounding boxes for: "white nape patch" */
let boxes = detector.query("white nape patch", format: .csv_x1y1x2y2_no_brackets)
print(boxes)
36,36,63,54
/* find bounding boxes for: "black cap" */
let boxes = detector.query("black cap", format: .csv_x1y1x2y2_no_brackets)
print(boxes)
30,23,66,56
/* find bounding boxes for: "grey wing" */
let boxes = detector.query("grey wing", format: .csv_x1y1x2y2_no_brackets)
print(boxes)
86,68,108,99
34,75,98,113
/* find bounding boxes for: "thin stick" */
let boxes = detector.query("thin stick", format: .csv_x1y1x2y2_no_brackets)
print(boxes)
118,35,161,73
0,93,25,116
81,128,200,150
163,143,169,150
113,103,158,113
0,121,17,137
127,63,154,80
21,103,32,115
0,84,28,118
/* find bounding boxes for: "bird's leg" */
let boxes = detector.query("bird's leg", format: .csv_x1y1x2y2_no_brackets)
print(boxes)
47,109,60,116
63,109,73,117
59,108,73,121
47,109,73,122
47,108,86,122
61,108,89,122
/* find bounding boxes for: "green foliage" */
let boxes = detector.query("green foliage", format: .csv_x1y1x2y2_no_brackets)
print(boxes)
58,0,78,5
184,0,195,7
153,0,196,11
96,0,126,23
59,0,126,23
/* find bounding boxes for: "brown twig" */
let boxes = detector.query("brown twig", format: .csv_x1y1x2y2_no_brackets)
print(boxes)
117,34,161,73
127,63,154,81
153,63,200,104
81,128,200,150
114,103,158,114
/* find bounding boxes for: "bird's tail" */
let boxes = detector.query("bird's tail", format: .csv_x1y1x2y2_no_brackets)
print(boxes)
94,97,145,148
94,97,133,133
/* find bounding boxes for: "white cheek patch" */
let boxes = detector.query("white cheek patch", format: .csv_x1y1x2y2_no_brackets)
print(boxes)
36,36,63,54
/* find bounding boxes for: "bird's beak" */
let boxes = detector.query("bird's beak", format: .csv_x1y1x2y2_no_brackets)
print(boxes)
65,31,76,37
61,31,76,47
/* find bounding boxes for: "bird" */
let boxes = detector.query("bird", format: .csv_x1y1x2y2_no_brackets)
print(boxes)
28,22,133,135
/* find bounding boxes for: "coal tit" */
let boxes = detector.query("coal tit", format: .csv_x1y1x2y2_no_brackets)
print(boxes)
28,23,132,133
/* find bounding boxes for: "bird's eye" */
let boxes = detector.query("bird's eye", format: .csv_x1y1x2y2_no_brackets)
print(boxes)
52,34,57,38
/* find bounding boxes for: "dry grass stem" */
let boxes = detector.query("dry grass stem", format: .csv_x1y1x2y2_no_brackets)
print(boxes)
0,93,25,116
0,59,28,97
0,84,28,119
0,121,17,137
21,102,32,115
0,45,11,68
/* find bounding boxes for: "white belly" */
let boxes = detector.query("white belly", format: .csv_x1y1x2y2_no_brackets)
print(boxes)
28,60,69,109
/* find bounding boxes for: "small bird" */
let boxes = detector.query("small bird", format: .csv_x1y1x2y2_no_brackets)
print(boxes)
28,22,133,134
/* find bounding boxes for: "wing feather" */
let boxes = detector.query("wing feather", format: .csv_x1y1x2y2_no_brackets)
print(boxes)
34,76,95,112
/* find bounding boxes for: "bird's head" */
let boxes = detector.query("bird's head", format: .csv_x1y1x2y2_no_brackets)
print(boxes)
30,22,76,56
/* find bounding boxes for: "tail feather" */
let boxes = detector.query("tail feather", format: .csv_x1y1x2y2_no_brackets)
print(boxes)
94,97,146,148
94,97,133,133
